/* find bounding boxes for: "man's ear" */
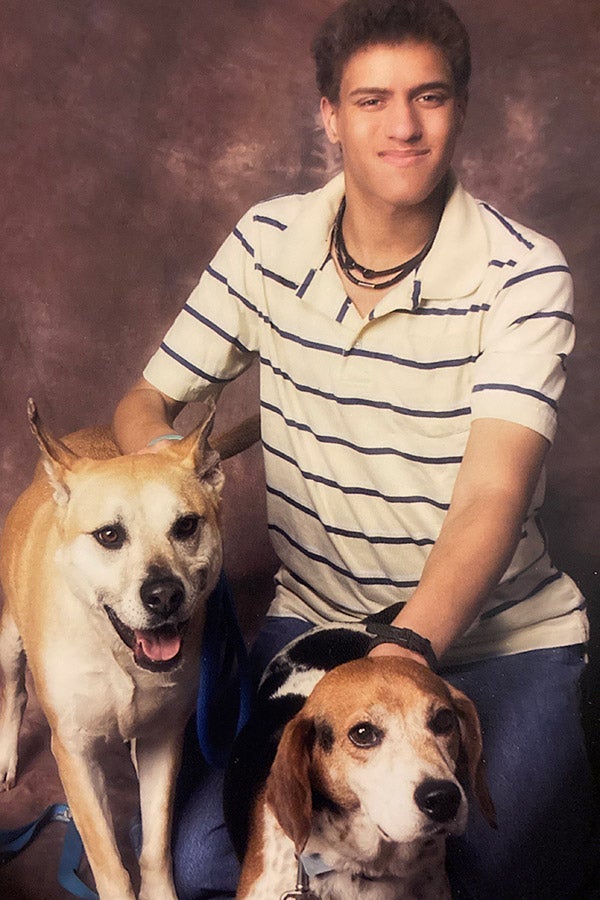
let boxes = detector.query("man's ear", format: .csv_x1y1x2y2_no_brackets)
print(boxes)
320,95,341,146
27,398,79,506
171,401,225,494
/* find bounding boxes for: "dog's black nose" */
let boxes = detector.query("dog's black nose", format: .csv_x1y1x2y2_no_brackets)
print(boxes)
140,576,185,618
414,779,461,823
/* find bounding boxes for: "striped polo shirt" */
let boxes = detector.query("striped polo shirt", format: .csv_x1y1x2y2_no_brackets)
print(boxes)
144,172,587,664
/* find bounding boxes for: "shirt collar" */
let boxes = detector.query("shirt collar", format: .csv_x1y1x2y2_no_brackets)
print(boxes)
268,171,490,304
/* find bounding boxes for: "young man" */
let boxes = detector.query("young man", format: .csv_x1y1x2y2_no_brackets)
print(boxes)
113,1,596,896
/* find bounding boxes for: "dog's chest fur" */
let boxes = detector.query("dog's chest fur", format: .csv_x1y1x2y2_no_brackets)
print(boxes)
39,639,197,744
252,802,449,900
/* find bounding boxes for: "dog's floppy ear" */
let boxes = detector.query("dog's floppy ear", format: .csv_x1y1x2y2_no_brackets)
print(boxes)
28,398,79,505
265,714,315,853
171,401,224,492
448,683,497,828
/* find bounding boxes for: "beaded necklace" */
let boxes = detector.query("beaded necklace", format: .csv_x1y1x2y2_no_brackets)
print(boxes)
332,197,439,290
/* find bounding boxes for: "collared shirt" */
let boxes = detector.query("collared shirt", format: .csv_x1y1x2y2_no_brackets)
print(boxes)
144,173,587,663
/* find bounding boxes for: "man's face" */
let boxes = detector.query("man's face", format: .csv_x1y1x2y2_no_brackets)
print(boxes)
321,40,466,212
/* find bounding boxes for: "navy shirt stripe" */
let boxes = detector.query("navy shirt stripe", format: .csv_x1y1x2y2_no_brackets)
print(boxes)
207,266,480,371
253,213,287,231
413,303,491,317
159,342,233,384
481,571,563,620
183,303,250,354
269,522,420,588
510,310,574,327
261,356,472,419
233,227,255,257
472,382,558,410
267,485,435,546
296,268,316,299
502,265,570,290
336,297,352,323
261,400,463,465
255,263,298,290
480,203,535,250
263,440,450,509
489,258,517,268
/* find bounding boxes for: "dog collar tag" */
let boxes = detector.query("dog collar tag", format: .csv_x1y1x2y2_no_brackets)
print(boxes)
300,852,335,878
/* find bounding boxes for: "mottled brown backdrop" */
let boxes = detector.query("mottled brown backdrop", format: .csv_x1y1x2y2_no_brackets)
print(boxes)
0,1,598,896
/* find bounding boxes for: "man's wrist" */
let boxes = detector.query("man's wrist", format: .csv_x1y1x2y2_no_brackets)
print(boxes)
146,433,183,447
364,622,439,671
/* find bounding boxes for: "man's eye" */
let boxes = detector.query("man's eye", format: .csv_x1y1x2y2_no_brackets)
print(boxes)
172,514,202,540
359,98,382,108
418,93,447,106
348,721,383,748
93,525,126,549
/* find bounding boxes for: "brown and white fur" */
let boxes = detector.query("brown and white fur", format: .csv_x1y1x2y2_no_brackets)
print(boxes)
0,400,257,900
238,656,496,899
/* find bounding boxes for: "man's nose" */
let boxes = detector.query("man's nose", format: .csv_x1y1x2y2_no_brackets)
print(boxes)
387,99,422,142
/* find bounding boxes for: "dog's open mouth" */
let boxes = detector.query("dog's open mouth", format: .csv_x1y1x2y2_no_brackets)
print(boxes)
104,605,187,672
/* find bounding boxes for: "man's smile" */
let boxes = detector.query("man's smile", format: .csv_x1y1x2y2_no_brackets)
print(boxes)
378,148,431,167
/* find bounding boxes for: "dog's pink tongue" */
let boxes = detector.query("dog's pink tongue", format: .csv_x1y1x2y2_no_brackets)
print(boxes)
135,629,181,662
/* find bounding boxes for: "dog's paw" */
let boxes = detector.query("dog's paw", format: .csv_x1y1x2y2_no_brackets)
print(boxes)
0,753,18,790
139,873,178,900
0,730,20,790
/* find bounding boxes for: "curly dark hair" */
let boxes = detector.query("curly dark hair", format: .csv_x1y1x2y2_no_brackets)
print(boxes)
312,0,471,103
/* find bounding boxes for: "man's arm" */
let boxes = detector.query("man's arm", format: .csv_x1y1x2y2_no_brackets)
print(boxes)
370,417,548,664
112,377,187,453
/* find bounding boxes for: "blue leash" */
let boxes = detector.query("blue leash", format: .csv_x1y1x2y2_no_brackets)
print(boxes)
196,570,252,767
58,815,98,900
0,803,96,898
0,802,71,863
0,571,252,897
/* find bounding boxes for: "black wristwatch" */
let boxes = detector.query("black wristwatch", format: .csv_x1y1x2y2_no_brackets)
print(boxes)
364,622,439,671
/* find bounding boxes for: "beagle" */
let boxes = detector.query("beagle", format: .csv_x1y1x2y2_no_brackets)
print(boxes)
225,625,495,899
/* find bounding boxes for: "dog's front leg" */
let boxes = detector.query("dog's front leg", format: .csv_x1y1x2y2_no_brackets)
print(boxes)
0,611,27,790
134,729,184,900
51,732,136,900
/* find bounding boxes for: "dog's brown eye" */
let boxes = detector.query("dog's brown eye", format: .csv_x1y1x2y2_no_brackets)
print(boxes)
172,515,201,540
93,525,126,549
348,722,382,748
430,708,456,735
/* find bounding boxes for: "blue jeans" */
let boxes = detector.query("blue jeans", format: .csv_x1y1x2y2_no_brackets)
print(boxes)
171,616,598,899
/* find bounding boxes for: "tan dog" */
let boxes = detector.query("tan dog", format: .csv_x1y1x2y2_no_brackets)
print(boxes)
238,656,496,900
0,400,257,900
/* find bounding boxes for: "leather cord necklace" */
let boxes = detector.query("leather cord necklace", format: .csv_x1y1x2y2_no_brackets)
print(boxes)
332,196,438,290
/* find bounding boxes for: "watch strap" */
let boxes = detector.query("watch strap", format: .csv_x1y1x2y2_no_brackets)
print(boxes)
364,622,438,671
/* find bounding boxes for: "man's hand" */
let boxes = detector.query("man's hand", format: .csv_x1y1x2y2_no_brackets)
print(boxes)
113,377,186,454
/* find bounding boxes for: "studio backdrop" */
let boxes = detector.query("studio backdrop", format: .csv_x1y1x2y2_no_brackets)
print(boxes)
1,0,598,725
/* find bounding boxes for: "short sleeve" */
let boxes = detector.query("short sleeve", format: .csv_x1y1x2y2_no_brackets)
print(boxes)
143,207,262,403
470,239,574,443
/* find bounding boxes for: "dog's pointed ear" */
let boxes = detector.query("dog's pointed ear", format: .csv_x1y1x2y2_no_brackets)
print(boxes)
171,401,224,493
265,714,315,853
28,398,79,505
448,683,497,829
